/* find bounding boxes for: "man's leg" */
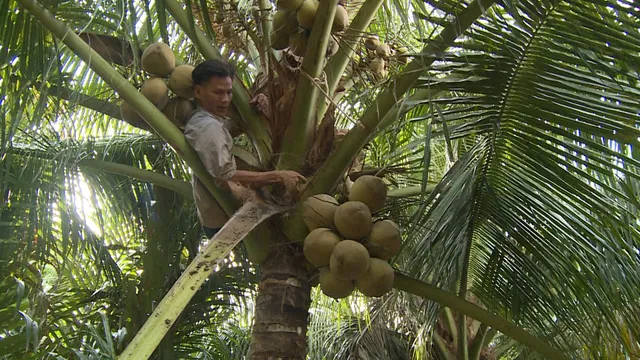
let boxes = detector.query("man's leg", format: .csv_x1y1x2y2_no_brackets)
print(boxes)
203,226,221,239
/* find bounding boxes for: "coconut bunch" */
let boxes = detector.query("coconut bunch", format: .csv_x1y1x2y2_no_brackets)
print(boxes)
302,175,402,299
270,0,348,58
120,42,196,131
364,36,410,78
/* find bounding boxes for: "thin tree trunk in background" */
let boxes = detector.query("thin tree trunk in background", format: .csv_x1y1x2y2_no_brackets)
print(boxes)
249,245,312,359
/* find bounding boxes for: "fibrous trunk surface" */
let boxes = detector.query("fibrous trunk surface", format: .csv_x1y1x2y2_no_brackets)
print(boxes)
249,245,312,359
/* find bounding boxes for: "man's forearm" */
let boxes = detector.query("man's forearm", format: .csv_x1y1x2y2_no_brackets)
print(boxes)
228,170,279,188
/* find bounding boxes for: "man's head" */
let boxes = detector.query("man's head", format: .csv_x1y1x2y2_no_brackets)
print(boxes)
192,60,235,117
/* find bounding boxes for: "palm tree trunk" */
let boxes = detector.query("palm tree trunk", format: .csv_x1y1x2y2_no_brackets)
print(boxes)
249,245,312,359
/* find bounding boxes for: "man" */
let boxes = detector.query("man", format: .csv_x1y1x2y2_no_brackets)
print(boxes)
185,59,305,238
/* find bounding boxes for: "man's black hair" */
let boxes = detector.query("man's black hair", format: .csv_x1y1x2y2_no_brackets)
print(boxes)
192,59,235,86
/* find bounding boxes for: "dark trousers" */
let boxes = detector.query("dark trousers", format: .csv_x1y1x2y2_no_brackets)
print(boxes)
203,226,221,238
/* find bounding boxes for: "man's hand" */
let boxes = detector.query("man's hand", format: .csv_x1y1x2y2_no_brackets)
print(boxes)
250,93,271,118
274,170,306,194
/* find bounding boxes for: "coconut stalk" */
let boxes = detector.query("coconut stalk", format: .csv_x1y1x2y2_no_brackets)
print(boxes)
163,0,272,164
79,159,193,200
307,0,497,196
277,0,339,170
394,273,570,360
317,0,384,121
119,200,289,360
17,0,273,263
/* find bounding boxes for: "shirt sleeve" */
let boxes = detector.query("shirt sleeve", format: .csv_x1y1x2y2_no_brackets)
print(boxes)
185,115,237,184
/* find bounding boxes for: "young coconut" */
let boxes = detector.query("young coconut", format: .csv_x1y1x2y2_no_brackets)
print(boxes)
366,220,401,260
329,240,371,280
120,101,149,130
277,0,303,11
141,77,170,110
376,43,391,58
168,64,195,99
162,97,195,129
349,175,387,211
332,5,348,33
303,228,341,267
273,10,299,35
364,36,380,50
396,46,409,64
289,31,309,57
369,57,385,74
319,267,355,299
356,258,394,297
303,194,339,230
296,0,319,30
334,201,372,240
141,43,175,76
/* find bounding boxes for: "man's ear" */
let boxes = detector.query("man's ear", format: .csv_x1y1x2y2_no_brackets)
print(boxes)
193,84,202,100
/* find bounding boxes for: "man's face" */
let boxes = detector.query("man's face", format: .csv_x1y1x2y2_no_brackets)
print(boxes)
194,76,233,117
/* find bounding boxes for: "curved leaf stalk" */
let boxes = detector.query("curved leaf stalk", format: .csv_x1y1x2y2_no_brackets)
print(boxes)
119,201,287,360
277,0,339,170
394,273,570,360
316,0,384,121
469,324,492,360
48,86,121,119
79,159,193,200
163,0,272,164
18,0,273,263
443,307,458,348
306,0,497,197
433,332,456,360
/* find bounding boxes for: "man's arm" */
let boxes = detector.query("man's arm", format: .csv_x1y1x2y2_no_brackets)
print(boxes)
228,169,305,189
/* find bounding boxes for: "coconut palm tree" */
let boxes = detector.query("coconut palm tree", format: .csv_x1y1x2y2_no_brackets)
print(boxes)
1,0,639,359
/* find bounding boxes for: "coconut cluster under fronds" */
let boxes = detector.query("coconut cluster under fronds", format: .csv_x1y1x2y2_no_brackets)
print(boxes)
270,0,348,58
302,175,401,299
120,42,196,131
364,36,410,78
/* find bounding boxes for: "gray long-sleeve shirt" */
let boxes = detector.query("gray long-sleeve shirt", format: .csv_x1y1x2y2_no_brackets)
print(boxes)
184,106,237,229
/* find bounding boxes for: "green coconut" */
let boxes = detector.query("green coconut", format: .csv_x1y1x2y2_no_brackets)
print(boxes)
356,258,394,297
332,5,348,33
329,240,371,280
334,201,372,240
168,65,194,99
162,97,195,129
366,220,401,260
303,194,339,230
395,46,409,64
120,101,144,128
319,267,355,299
141,77,170,110
141,43,175,76
303,228,341,267
349,175,387,211
273,10,299,36
376,43,391,58
369,57,385,73
289,31,309,57
277,0,303,11
296,0,318,30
